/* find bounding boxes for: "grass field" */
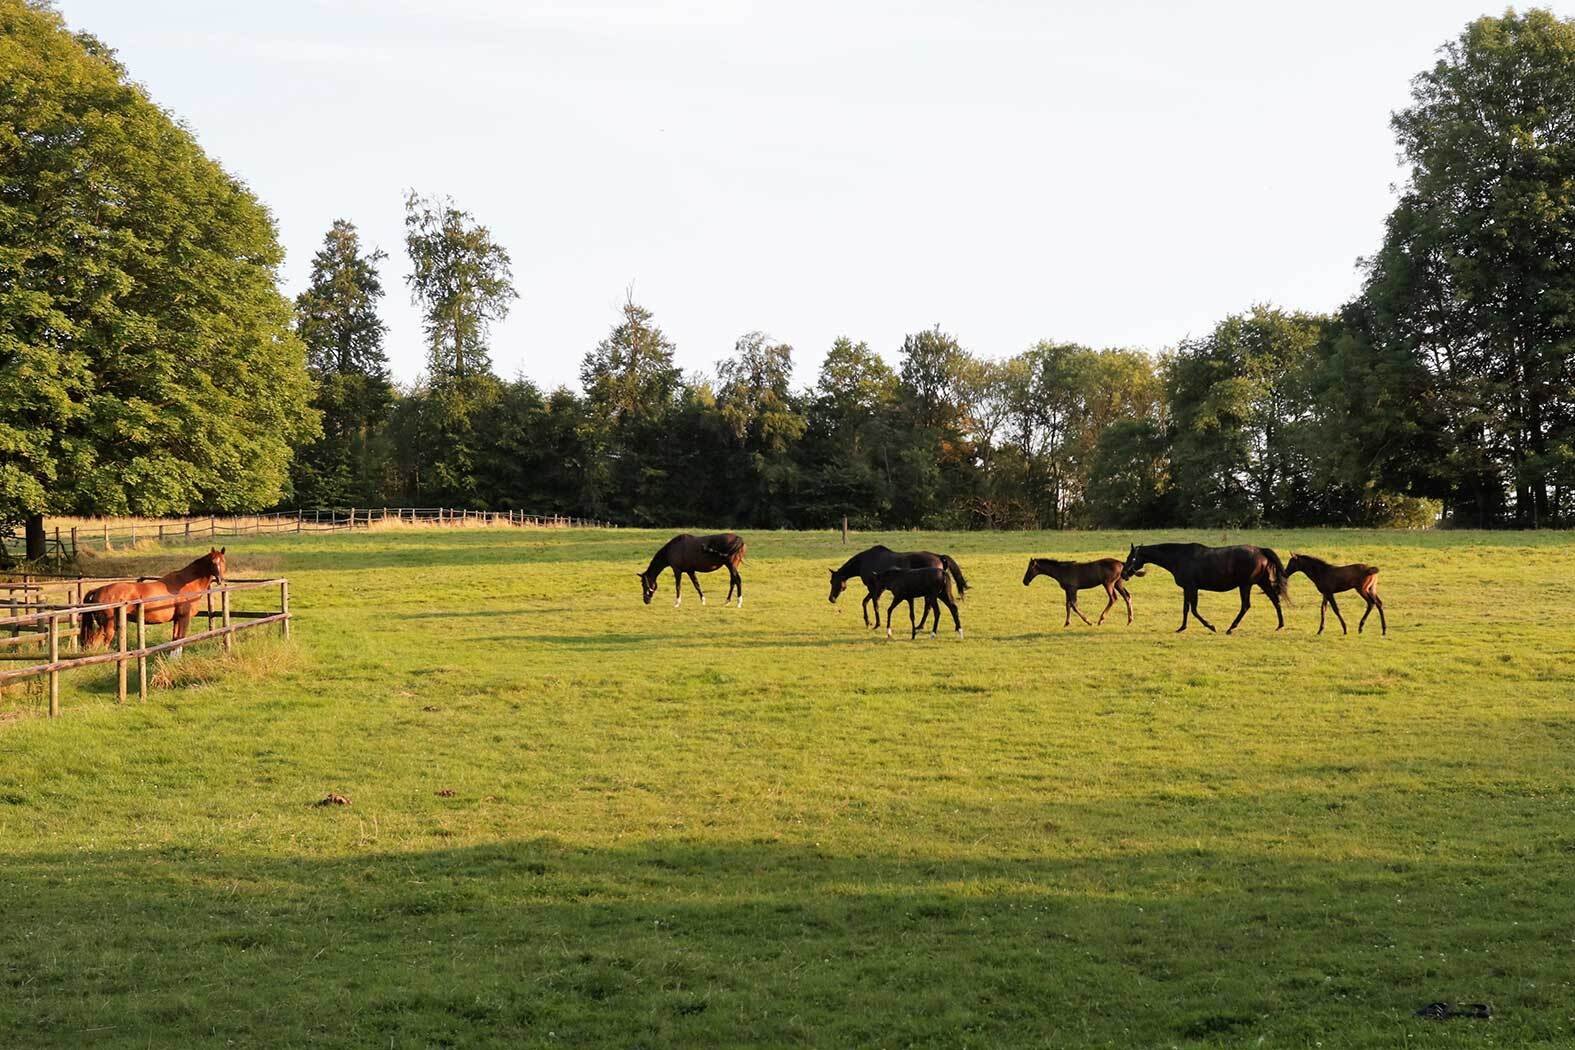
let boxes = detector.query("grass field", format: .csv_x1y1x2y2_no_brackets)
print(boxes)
2,527,1573,1048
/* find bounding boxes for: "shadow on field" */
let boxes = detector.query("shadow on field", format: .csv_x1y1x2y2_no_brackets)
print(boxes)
3,837,1567,1047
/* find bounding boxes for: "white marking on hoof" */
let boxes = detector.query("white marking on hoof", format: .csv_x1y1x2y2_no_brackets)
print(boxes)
956,628,964,639
700,596,706,605
885,627,892,639
673,598,682,607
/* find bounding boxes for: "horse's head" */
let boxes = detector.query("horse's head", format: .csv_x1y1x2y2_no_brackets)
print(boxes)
827,569,845,604
206,547,227,584
636,571,658,605
1120,544,1146,580
1022,559,1040,586
1284,554,1305,579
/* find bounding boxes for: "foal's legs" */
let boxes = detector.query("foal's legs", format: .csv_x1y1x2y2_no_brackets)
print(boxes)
1359,587,1385,634
1327,593,1348,634
1262,581,1285,630
728,566,743,608
1096,583,1118,625
939,595,962,637
862,591,875,629
1117,581,1133,625
924,597,940,637
1318,596,1328,635
885,596,901,639
687,571,705,604
908,598,919,640
1066,587,1093,627
1226,585,1253,634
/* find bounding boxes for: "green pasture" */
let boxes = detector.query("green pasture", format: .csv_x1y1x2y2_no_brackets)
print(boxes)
1,527,1572,1048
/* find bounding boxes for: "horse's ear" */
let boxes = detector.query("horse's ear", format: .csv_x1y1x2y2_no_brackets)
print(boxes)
218,546,225,555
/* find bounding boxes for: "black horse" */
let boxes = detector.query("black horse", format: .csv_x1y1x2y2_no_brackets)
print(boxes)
828,545,968,629
874,566,962,640
1121,542,1289,633
637,533,746,607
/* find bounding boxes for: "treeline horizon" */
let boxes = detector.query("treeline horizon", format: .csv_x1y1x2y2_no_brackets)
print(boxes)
7,4,1575,554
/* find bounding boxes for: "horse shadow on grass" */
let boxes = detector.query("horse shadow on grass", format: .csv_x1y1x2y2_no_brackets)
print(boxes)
3,833,1565,1048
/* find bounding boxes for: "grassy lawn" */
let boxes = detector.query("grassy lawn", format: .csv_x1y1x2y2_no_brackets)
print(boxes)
1,526,1572,1048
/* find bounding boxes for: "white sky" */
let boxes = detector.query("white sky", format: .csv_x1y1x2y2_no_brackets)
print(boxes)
58,0,1572,390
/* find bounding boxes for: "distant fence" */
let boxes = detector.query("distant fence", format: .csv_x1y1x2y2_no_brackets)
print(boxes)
30,507,616,560
0,574,290,717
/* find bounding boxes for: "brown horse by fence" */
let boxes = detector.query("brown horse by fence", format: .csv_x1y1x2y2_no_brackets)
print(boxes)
1121,542,1289,633
78,548,227,652
638,533,747,607
828,545,969,629
1023,557,1137,627
1285,553,1386,635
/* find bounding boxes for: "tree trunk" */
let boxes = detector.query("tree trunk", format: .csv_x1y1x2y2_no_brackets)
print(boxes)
24,513,46,561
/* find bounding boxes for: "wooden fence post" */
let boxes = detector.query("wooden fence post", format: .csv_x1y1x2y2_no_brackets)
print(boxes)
158,523,165,544
104,521,111,551
221,588,232,653
280,579,290,640
185,520,191,542
47,613,60,718
131,522,137,546
136,601,146,702
842,516,848,545
116,603,128,703
71,526,78,559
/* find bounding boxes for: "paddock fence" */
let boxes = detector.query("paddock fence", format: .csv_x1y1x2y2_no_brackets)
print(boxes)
23,508,616,561
0,575,290,718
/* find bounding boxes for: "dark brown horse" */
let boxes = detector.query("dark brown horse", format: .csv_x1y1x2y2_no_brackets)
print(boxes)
828,545,968,629
79,548,227,654
1285,553,1386,635
874,566,962,640
1121,542,1289,633
638,533,746,607
1023,557,1137,627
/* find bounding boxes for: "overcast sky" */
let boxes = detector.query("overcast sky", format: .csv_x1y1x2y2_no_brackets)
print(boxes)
58,1,1573,390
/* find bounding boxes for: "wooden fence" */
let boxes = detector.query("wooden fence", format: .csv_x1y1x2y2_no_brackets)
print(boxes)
36,508,616,559
0,576,290,717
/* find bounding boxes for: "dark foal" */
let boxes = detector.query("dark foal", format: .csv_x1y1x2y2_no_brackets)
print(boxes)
874,566,962,640
637,533,746,607
1285,553,1386,635
1022,558,1136,626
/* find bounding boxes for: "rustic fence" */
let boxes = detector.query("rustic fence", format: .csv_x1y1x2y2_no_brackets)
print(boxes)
35,507,616,559
0,576,290,717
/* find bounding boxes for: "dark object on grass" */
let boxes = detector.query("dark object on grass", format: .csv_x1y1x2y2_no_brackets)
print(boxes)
314,793,351,807
637,533,747,608
1415,1002,1492,1020
1284,553,1387,635
435,788,456,797
1023,557,1138,627
828,545,969,630
1121,542,1290,634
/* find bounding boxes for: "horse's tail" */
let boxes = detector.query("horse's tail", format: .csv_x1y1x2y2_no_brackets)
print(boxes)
940,555,969,600
1263,548,1291,602
79,588,105,648
726,535,746,566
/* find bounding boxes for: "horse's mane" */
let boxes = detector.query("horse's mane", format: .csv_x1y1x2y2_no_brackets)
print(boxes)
1291,552,1335,570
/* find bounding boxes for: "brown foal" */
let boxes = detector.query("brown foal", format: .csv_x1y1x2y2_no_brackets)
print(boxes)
1284,553,1386,635
1022,557,1136,627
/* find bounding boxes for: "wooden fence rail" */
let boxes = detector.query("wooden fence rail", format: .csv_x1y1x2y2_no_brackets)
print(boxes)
21,508,618,561
0,578,290,717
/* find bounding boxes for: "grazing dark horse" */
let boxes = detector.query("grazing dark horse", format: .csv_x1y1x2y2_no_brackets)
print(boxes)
79,548,227,655
1022,557,1138,627
1285,553,1386,635
827,545,969,629
637,533,746,608
874,566,962,640
1121,542,1289,634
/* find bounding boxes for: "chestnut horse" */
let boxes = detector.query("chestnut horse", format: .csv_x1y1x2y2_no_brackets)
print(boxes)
78,548,227,653
638,533,746,607
1022,557,1137,627
1285,553,1386,635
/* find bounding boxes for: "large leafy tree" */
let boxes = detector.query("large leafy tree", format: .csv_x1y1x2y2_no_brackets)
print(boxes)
0,1,316,556
1165,307,1327,526
716,332,806,524
1361,9,1575,526
578,297,682,520
403,191,515,386
799,337,899,527
292,220,392,506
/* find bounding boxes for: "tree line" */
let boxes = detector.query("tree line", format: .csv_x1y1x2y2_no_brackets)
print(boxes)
5,3,1575,557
